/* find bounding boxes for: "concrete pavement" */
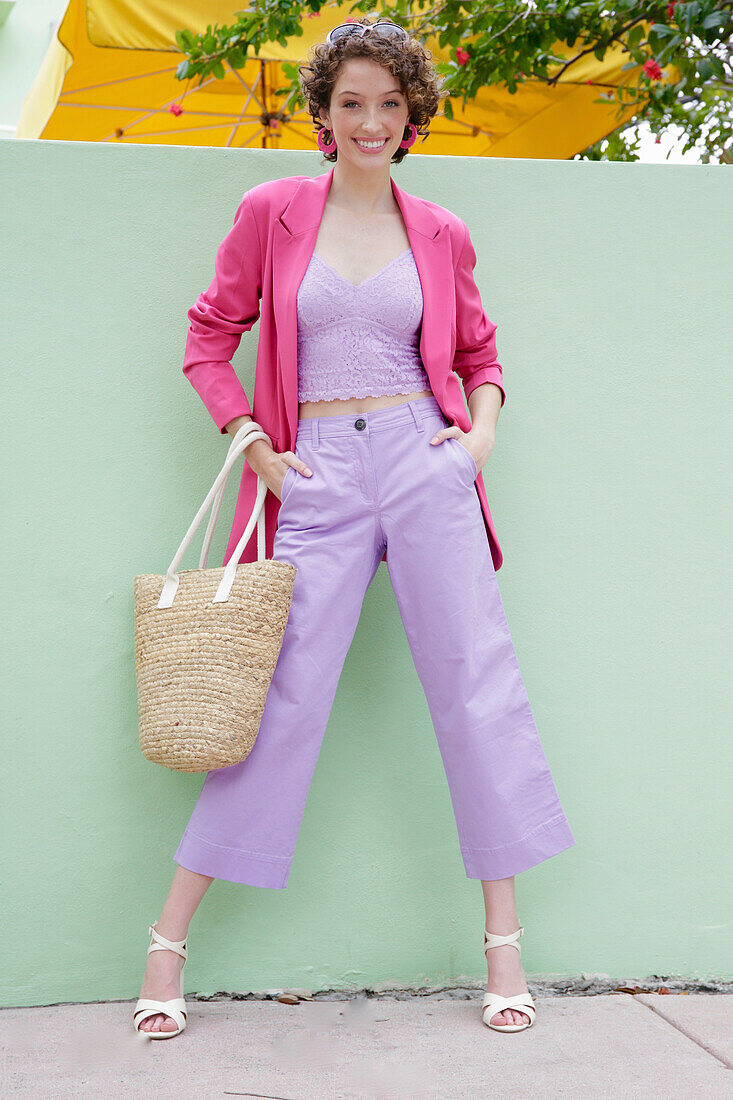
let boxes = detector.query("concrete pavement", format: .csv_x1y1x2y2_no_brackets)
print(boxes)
2,990,731,1098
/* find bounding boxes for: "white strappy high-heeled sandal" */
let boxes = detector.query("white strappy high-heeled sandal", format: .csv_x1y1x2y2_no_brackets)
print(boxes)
481,925,536,1033
133,921,188,1039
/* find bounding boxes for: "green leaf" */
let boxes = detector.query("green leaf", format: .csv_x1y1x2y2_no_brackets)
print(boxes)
212,59,225,79
444,97,453,120
627,25,645,48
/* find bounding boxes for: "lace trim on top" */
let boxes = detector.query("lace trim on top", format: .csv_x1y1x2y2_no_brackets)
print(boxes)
296,247,430,402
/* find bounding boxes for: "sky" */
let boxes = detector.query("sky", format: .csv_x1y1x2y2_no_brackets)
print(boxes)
625,123,707,165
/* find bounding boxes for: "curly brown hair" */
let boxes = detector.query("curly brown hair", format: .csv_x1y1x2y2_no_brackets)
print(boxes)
298,17,444,165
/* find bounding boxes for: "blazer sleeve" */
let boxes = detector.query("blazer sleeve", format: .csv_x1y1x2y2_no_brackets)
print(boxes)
452,221,506,407
183,190,262,434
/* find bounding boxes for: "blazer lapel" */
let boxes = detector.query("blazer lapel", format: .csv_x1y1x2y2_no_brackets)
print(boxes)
272,166,454,447
391,176,455,396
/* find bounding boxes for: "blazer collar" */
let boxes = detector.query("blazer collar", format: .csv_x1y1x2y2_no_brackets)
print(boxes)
278,165,443,239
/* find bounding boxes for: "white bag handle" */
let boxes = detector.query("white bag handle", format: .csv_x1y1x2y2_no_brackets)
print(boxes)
198,421,267,571
157,421,273,609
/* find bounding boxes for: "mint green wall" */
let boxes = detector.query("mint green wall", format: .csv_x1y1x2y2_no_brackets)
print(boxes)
2,140,730,1008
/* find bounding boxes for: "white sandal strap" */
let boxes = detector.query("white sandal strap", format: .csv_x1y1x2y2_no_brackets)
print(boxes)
134,998,187,1031
483,926,524,957
147,921,188,960
482,991,536,1027
482,990,535,1013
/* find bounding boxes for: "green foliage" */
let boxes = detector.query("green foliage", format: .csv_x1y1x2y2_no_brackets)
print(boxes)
172,0,732,162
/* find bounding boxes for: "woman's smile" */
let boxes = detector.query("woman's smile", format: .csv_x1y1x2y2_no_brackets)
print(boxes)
352,137,389,152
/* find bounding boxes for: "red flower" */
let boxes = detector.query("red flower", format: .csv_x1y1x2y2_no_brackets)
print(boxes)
666,0,678,18
585,78,593,84
643,59,664,81
456,47,470,66
169,103,183,116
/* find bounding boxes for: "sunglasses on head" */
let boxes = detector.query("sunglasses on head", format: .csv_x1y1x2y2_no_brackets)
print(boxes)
325,19,410,47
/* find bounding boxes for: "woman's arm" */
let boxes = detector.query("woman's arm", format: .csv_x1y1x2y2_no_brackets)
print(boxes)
223,413,281,483
452,222,506,411
439,222,505,470
184,191,263,434
467,381,502,447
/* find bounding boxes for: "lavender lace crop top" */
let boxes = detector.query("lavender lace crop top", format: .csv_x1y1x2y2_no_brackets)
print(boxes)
296,247,430,402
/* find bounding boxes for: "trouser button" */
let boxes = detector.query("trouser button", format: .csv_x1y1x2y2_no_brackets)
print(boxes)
354,418,366,431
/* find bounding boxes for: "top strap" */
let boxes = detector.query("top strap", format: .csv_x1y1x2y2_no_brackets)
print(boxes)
483,926,524,956
147,922,188,960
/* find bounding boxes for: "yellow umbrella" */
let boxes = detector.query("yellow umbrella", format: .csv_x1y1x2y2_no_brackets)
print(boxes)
16,0,677,157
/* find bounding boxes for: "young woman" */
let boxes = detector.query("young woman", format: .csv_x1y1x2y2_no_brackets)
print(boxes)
134,17,575,1040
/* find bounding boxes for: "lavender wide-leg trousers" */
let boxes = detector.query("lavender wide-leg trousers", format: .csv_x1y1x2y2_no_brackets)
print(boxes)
174,396,576,888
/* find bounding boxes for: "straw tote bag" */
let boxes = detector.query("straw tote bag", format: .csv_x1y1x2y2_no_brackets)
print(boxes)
134,421,297,773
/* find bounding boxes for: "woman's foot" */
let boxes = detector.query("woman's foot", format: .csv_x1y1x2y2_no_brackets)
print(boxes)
485,942,532,1028
136,932,186,1034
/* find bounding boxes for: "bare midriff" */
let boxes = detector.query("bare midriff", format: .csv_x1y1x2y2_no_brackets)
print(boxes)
298,389,433,420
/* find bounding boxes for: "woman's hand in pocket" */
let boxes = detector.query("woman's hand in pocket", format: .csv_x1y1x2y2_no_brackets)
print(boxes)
273,451,312,502
428,425,493,474
243,440,312,501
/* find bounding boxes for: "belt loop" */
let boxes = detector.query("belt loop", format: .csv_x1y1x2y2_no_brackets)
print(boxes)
312,416,320,449
408,401,424,433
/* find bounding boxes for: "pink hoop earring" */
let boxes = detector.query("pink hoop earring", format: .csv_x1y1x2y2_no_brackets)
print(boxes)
317,127,337,154
399,123,418,149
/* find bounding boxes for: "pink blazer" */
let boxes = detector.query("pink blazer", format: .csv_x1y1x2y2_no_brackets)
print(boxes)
184,165,507,571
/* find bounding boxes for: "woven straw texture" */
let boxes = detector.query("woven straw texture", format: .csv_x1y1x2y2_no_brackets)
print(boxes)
134,558,296,773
